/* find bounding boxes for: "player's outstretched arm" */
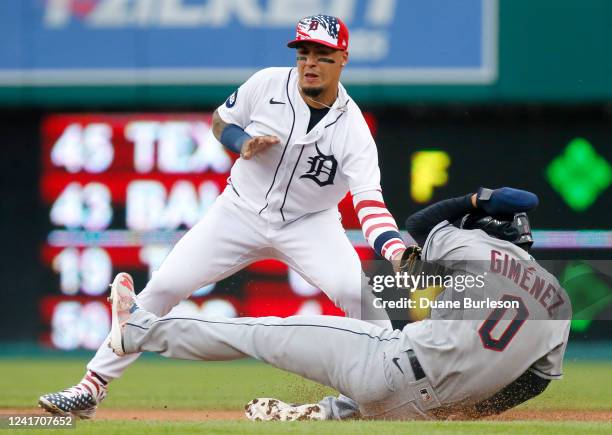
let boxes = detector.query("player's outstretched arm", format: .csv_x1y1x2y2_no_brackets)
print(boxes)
405,187,538,246
352,190,406,265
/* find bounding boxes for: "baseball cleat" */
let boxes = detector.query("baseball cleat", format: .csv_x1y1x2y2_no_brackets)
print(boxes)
108,272,138,356
38,387,99,419
38,372,108,420
245,398,327,421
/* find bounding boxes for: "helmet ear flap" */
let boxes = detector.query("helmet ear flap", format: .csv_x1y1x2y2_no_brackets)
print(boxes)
513,212,534,250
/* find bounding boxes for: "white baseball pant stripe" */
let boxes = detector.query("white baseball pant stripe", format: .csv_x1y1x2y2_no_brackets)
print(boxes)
88,188,390,380
122,309,433,420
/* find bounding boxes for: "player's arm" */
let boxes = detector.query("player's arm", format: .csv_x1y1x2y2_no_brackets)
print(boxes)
214,70,280,159
353,190,406,263
450,370,550,419
404,194,477,246
212,110,230,141
213,110,280,159
343,126,407,264
405,187,539,246
212,109,247,153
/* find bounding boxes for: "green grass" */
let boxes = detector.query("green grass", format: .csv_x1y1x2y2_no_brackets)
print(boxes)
0,358,334,410
29,420,612,435
1,358,610,410
1,357,611,434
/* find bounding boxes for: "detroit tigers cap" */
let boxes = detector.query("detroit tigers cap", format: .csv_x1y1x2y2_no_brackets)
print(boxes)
287,14,349,51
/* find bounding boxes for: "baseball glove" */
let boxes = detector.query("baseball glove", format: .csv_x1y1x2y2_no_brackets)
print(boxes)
397,245,423,275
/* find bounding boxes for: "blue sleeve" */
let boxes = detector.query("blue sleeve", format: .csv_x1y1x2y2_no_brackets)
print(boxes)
405,194,474,246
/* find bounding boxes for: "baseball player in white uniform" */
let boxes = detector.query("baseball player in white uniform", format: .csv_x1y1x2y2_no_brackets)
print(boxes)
103,187,570,421
39,14,408,418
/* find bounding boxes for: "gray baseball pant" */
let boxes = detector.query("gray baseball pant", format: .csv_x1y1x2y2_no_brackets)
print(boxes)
123,308,438,420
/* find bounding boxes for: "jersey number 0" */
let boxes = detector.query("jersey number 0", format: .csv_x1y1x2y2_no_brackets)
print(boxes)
478,294,529,352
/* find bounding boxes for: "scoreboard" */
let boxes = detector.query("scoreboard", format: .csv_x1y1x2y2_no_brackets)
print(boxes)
39,114,375,350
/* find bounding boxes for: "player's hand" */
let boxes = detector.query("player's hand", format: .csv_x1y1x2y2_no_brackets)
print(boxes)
241,135,280,160
392,245,422,274
391,248,407,273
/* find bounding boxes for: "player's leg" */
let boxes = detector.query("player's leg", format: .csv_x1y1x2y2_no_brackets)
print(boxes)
269,208,392,419
274,208,391,329
89,193,269,379
121,308,401,411
39,191,269,417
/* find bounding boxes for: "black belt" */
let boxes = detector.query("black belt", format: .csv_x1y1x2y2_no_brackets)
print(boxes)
406,349,426,380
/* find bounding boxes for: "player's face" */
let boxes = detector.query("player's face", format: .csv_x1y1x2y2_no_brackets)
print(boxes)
295,43,348,97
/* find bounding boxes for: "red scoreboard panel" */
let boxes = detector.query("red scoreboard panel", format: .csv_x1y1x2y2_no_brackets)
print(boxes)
40,113,374,350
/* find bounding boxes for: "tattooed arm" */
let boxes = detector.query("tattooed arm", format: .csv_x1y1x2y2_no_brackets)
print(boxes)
212,110,229,142
213,109,279,158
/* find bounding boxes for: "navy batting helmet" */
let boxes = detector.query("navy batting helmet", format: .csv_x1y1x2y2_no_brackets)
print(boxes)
459,212,534,251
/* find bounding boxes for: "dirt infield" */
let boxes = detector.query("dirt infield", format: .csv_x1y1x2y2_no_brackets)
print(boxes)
3,408,612,422
487,409,612,422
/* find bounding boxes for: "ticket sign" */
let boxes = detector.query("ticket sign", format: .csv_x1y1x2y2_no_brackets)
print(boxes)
0,0,497,85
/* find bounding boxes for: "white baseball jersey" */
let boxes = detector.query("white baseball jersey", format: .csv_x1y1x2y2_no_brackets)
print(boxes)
404,221,571,406
216,67,380,225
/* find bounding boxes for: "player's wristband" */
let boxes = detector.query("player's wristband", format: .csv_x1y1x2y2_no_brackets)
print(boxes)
220,124,251,154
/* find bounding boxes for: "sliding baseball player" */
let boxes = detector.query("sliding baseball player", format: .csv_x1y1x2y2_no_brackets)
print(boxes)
104,187,571,421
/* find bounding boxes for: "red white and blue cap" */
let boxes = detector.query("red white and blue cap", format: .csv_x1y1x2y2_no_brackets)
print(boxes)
287,15,349,51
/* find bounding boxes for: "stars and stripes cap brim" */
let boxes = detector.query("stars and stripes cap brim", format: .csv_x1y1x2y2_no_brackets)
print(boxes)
287,14,349,51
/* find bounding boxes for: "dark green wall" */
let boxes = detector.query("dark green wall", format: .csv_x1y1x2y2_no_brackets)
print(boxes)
2,0,612,107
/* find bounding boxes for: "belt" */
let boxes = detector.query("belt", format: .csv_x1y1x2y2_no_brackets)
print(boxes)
406,349,426,381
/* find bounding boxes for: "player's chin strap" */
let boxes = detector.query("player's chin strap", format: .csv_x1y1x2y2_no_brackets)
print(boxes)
299,86,349,113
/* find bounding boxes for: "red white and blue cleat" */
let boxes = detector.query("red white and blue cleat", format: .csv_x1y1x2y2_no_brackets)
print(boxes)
108,272,138,356
38,371,107,419
38,274,137,418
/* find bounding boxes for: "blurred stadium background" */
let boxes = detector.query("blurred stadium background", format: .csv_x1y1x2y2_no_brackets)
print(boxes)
0,0,610,358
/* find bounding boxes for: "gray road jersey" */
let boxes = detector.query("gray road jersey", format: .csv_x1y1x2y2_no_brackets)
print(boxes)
404,221,571,406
